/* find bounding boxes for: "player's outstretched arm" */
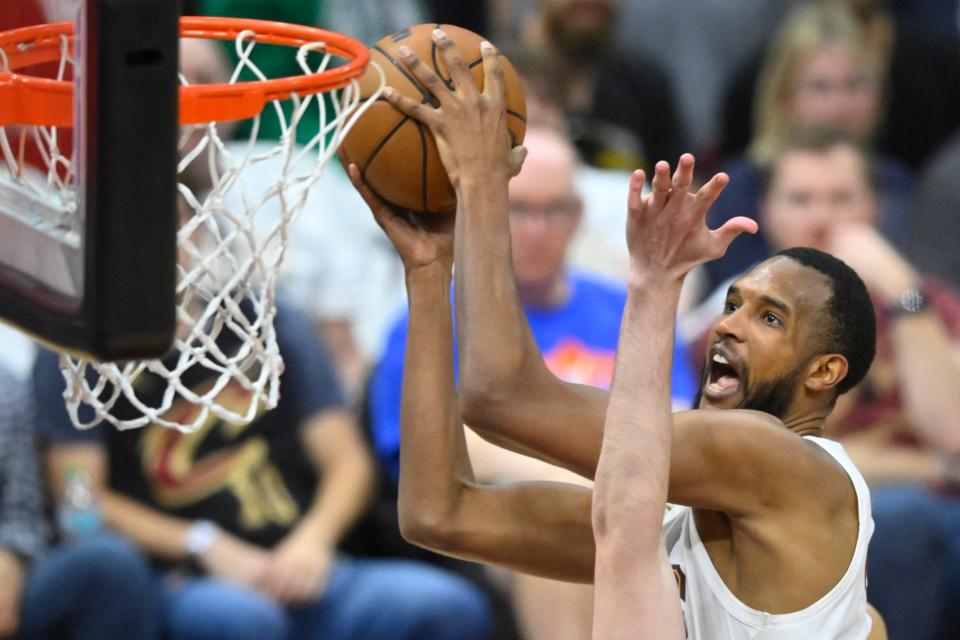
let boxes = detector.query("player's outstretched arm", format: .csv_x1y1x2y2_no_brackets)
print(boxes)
593,158,753,639
381,29,611,479
347,166,595,583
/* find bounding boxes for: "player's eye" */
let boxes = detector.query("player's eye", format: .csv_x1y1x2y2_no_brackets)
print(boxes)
763,312,782,327
723,300,738,314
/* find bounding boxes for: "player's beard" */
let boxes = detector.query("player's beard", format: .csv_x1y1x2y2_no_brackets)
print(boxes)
692,363,804,420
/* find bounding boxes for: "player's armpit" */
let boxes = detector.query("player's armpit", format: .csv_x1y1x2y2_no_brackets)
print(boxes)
401,479,595,583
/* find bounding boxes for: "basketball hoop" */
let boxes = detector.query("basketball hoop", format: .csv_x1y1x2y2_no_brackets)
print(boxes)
0,17,383,432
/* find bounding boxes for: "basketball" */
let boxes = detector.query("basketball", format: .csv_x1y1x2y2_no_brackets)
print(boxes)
340,24,527,213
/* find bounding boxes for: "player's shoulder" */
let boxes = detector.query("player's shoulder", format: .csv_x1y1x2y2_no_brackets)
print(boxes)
682,409,852,486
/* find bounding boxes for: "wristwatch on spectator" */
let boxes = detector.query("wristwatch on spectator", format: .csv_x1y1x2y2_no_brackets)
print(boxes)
185,519,220,560
887,286,928,318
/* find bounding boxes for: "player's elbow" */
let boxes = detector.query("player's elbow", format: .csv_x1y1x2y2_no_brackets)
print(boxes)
460,369,527,435
397,503,463,553
459,346,537,414
459,382,499,433
398,507,444,549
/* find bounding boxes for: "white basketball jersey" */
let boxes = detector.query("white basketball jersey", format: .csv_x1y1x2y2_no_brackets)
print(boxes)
662,436,874,639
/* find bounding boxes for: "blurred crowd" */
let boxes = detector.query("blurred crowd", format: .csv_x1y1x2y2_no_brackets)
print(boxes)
3,1,960,639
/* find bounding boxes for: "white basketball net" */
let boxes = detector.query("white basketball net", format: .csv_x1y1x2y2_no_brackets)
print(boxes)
1,30,382,432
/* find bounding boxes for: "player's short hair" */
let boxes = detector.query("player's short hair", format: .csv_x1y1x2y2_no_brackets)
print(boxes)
775,247,876,395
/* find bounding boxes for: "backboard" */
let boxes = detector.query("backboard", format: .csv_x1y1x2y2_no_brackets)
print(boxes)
0,0,179,361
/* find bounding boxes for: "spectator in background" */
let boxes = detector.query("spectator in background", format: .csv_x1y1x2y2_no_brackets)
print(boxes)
697,3,914,299
520,0,686,172
507,46,633,281
683,131,960,640
33,302,495,640
906,130,960,290
367,126,698,640
720,0,960,170
0,365,159,640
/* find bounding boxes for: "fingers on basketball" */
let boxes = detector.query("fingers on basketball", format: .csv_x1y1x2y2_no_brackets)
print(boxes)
480,40,504,104
397,45,453,106
432,30,475,99
340,24,526,213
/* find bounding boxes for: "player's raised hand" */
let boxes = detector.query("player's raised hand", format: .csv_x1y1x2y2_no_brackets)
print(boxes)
381,29,517,190
346,163,454,274
626,154,758,286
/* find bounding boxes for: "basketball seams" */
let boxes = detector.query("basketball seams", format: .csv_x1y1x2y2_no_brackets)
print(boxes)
361,114,410,175
372,45,439,107
344,24,526,213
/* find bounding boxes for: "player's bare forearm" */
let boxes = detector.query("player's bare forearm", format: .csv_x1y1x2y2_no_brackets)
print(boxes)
593,281,680,543
453,177,542,398
398,258,596,582
397,262,474,544
592,279,686,639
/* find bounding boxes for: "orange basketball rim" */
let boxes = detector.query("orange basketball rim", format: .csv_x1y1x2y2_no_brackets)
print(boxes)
0,16,371,127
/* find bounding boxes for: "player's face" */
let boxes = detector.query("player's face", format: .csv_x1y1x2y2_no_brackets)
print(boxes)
787,45,881,142
761,146,877,252
698,257,833,418
508,139,582,290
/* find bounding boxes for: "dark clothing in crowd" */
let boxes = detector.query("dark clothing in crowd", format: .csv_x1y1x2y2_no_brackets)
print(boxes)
568,50,687,172
907,131,960,290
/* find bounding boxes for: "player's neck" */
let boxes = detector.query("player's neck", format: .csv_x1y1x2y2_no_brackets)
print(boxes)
781,409,829,438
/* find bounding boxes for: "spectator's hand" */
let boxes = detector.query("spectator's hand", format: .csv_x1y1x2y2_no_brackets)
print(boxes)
382,30,526,190
198,531,270,590
258,533,334,606
346,163,454,274
827,223,919,304
0,550,25,638
625,155,757,286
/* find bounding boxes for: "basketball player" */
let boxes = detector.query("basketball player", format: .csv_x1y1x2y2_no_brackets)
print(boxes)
352,30,879,637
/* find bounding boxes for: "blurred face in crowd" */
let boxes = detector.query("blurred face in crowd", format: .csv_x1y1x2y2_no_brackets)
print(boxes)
761,143,878,252
786,45,881,143
509,128,583,294
542,0,618,58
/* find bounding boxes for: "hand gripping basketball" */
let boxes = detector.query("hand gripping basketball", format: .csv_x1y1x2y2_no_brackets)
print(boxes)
340,26,527,213
383,30,522,190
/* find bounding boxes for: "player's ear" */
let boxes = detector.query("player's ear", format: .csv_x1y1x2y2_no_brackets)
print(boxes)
804,353,848,393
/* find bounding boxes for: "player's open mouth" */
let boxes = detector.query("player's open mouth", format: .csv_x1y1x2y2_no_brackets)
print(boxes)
704,349,742,401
